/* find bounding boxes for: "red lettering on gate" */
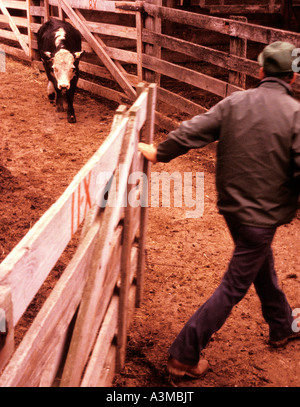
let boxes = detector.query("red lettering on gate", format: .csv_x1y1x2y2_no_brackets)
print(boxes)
83,172,92,216
89,0,97,10
71,172,92,237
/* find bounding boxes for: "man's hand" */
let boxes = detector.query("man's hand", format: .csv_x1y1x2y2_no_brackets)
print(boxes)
138,142,158,163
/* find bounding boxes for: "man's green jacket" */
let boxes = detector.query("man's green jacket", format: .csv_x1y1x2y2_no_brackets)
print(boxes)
156,78,300,228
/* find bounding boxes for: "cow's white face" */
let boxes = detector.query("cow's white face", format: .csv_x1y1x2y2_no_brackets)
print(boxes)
52,49,76,90
42,48,83,90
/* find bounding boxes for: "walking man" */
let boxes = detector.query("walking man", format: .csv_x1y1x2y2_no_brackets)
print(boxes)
138,41,300,379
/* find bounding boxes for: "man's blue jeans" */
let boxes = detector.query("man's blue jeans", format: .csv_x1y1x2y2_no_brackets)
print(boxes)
168,216,294,365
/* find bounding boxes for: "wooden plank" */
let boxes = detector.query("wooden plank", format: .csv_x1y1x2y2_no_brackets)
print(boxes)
0,116,127,326
0,28,28,43
111,104,128,130
130,87,149,131
48,0,116,12
79,61,114,80
70,39,138,64
0,0,30,55
105,46,137,65
38,326,69,387
59,119,136,386
1,0,27,10
142,54,242,98
47,0,138,14
0,42,30,61
136,83,156,307
99,227,123,297
144,0,162,85
0,219,102,387
58,0,136,100
46,17,137,41
97,343,116,387
89,247,137,387
77,77,129,105
144,0,154,83
142,31,300,94
30,22,42,33
153,0,162,85
142,29,255,76
116,109,138,372
229,16,247,90
0,286,14,373
26,0,33,59
129,165,143,243
116,262,138,372
127,88,145,238
0,15,28,27
83,231,138,388
79,20,137,40
158,86,207,116
75,225,125,387
136,9,143,82
57,0,63,20
77,225,124,386
81,294,119,387
30,5,46,17
144,0,162,83
60,89,149,387
143,4,300,45
115,0,144,12
155,110,180,132
78,106,126,243
44,0,50,21
202,4,282,14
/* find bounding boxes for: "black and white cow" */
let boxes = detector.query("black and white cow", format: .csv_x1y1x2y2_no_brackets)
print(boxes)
37,18,83,123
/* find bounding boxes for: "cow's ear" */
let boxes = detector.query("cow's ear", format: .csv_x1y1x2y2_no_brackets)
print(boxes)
74,51,84,60
41,51,52,61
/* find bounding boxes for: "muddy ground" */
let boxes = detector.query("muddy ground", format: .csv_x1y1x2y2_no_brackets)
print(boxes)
0,57,299,388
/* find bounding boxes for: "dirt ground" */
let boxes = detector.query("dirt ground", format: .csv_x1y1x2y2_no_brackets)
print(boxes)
0,57,299,388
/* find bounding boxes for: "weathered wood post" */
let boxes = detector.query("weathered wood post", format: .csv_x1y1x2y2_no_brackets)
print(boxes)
116,108,138,372
29,0,45,63
44,0,50,21
282,0,298,31
228,15,248,90
26,0,33,59
136,1,143,82
136,83,156,308
143,0,162,85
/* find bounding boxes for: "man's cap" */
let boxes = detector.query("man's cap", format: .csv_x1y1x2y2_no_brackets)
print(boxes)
258,41,296,74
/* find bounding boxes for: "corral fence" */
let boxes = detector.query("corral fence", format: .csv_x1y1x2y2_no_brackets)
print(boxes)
1,0,300,387
0,82,156,387
1,1,300,131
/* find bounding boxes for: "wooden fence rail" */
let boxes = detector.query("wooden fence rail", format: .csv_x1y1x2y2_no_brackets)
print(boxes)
0,82,156,387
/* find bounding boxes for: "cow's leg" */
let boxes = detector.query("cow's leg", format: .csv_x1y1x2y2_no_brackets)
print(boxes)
55,89,64,112
66,88,76,123
47,81,55,103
